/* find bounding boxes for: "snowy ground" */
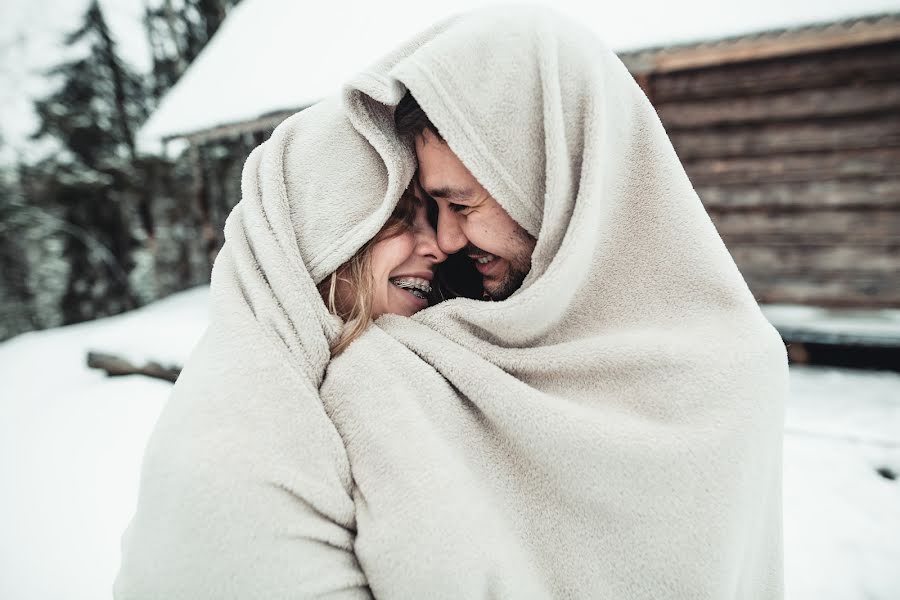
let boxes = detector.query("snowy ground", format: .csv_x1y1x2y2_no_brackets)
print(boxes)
0,286,898,599
0,287,208,600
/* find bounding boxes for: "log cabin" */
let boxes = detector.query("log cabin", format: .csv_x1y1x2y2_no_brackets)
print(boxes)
619,14,900,309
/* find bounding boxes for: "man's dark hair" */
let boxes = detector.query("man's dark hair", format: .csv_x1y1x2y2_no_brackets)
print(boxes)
394,92,443,142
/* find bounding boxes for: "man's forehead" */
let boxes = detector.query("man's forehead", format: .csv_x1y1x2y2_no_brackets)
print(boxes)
414,129,485,203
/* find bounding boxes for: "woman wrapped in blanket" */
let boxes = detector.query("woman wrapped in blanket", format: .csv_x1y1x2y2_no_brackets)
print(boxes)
114,97,462,599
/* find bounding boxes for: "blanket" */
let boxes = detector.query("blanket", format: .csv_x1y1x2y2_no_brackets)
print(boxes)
114,97,404,599
116,6,787,599
325,5,787,599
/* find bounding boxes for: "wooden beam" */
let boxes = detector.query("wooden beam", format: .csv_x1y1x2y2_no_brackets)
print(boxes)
672,115,900,161
685,148,900,186
727,244,900,273
650,43,900,102
656,81,900,129
697,179,900,211
721,235,899,247
711,209,900,246
743,274,900,308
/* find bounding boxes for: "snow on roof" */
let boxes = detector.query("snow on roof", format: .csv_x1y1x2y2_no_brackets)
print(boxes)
138,0,900,146
0,0,149,164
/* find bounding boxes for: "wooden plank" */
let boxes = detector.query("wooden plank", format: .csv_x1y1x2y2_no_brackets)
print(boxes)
650,43,900,102
728,244,900,273
670,115,900,160
721,233,899,246
685,148,900,186
698,179,900,211
712,208,900,237
715,210,900,234
728,243,900,306
621,17,900,75
742,275,900,307
656,82,900,129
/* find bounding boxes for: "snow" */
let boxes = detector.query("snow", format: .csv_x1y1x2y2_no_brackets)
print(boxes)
1,287,898,599
0,0,150,164
0,287,208,600
137,0,900,146
784,367,900,599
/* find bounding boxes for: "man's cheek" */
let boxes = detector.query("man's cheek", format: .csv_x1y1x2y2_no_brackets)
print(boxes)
470,221,496,249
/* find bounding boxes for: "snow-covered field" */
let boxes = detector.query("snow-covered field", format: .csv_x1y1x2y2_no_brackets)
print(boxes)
0,288,207,600
1,286,898,599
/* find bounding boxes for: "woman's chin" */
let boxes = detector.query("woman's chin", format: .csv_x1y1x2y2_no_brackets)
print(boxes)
382,283,429,317
373,304,421,319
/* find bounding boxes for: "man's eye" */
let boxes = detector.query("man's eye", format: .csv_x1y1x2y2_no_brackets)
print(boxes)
449,203,469,213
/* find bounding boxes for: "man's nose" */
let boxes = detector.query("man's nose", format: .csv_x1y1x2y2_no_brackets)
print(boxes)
436,210,467,255
417,226,448,264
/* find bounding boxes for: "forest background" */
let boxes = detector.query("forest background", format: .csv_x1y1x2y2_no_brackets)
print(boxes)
1,0,240,341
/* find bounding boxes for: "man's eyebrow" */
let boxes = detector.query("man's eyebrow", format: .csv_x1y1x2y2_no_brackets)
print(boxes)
426,186,473,201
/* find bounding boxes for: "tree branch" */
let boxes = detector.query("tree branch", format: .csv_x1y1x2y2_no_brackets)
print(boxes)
87,351,181,383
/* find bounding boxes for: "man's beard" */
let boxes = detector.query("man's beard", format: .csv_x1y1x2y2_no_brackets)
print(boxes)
464,242,532,301
485,258,530,301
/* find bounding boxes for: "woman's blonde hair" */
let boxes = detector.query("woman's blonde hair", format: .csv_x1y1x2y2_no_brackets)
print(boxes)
318,189,419,356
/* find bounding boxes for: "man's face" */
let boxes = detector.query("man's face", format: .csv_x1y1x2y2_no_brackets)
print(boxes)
414,130,536,300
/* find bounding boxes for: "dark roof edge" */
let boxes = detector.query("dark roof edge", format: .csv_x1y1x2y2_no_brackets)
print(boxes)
619,13,900,74
164,108,307,145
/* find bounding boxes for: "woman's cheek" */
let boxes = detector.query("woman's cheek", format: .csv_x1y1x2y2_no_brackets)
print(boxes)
399,234,417,261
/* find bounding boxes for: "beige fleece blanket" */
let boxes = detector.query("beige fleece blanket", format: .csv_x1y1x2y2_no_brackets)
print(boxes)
115,98,403,599
326,5,787,599
116,6,787,600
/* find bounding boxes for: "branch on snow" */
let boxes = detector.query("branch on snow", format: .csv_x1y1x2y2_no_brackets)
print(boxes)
87,351,181,383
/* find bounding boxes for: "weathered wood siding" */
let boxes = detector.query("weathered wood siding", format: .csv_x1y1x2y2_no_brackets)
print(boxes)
641,40,900,307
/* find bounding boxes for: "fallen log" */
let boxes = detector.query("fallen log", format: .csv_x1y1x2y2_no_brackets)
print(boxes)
86,351,181,383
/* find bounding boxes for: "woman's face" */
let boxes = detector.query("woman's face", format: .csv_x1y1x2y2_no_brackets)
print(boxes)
369,198,447,318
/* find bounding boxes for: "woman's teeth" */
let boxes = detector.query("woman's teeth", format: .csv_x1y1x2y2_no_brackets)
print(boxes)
390,277,432,300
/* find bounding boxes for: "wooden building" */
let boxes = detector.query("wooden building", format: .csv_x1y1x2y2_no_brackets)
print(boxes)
620,14,900,308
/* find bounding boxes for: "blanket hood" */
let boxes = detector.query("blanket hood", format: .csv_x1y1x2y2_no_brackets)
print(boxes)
345,6,769,346
216,96,417,381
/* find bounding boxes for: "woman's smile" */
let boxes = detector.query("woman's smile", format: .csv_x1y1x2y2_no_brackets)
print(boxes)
387,273,433,312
